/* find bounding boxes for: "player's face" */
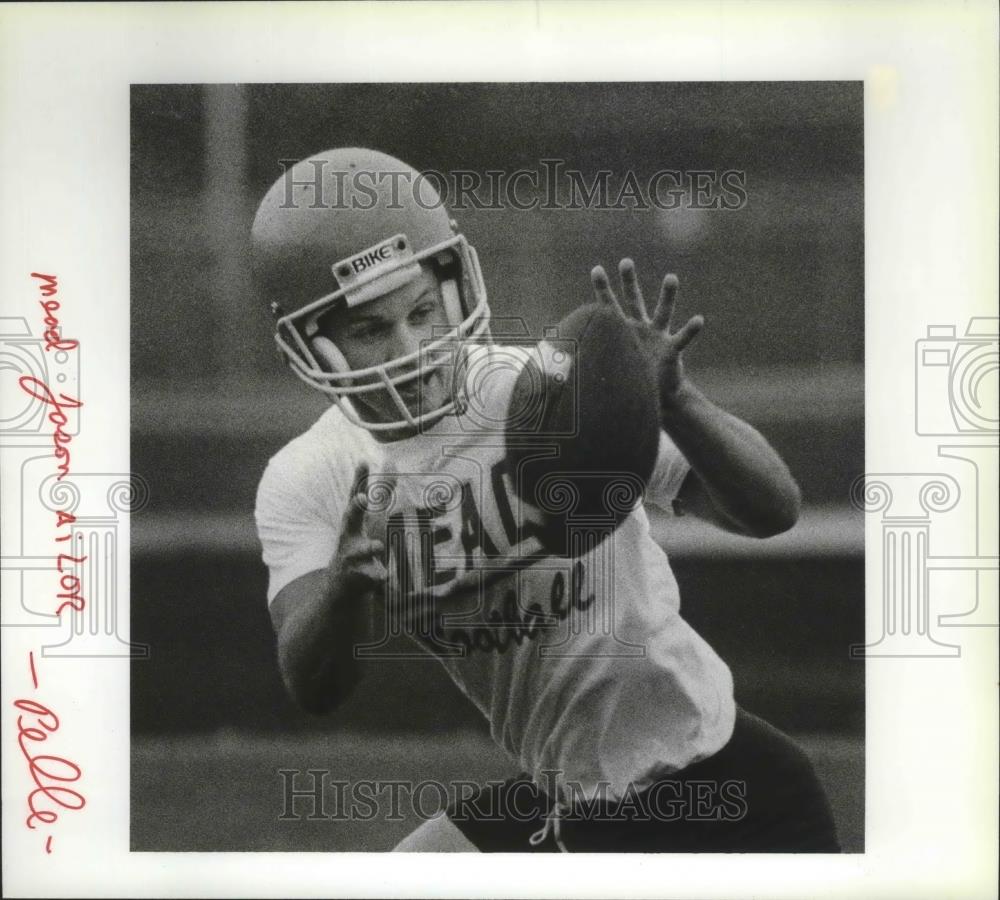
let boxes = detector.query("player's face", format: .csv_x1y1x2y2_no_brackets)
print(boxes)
319,266,453,423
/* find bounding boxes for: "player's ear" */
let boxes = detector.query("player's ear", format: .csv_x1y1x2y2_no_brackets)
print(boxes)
312,336,350,373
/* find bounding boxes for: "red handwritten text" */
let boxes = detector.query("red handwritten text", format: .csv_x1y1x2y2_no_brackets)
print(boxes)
20,272,87,616
31,272,79,352
17,376,82,481
17,377,87,614
15,654,86,849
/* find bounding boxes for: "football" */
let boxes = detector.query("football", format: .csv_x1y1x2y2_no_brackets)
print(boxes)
505,303,660,555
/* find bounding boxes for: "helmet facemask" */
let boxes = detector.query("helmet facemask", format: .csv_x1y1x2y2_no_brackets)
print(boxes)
273,232,491,433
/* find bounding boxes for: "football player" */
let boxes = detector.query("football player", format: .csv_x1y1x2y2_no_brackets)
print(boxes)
252,147,839,852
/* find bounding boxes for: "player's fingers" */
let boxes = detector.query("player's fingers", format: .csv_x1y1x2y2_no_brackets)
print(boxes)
590,265,625,316
355,557,388,585
651,273,680,331
352,462,370,496
672,314,705,353
347,537,385,563
342,493,369,537
346,553,388,588
618,258,648,321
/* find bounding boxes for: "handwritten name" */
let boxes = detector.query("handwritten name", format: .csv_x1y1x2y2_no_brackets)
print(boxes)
15,653,86,852
17,376,82,482
12,274,87,855
18,272,86,615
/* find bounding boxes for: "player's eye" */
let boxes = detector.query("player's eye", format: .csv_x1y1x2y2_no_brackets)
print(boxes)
346,321,388,340
408,302,436,324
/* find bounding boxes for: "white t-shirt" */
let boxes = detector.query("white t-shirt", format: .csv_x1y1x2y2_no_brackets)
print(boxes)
255,344,735,798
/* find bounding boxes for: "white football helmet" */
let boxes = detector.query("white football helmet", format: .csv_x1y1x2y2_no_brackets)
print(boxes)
251,147,491,432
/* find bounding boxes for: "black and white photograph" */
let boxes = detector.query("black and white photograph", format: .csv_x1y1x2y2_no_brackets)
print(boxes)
1,3,996,898
130,81,864,854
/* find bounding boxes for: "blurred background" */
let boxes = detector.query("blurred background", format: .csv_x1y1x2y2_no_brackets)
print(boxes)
130,83,864,851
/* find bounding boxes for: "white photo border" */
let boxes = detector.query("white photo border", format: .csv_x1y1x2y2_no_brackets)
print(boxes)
1,2,997,898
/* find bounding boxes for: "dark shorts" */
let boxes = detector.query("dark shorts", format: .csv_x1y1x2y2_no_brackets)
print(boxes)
447,709,841,852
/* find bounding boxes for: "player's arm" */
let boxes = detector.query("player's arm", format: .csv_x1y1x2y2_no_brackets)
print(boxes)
662,393,800,537
268,469,385,714
592,259,801,539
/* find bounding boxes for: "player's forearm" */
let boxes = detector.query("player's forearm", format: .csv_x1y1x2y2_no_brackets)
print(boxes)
277,572,370,714
660,382,801,537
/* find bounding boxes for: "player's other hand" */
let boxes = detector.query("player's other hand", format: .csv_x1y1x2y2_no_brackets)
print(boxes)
330,464,387,593
590,259,704,411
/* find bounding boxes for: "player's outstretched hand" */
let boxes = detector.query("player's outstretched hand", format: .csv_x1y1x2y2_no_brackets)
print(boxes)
330,464,387,593
590,259,704,410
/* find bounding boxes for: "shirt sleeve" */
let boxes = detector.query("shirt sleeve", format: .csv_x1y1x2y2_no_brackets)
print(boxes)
644,429,692,514
254,450,344,606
